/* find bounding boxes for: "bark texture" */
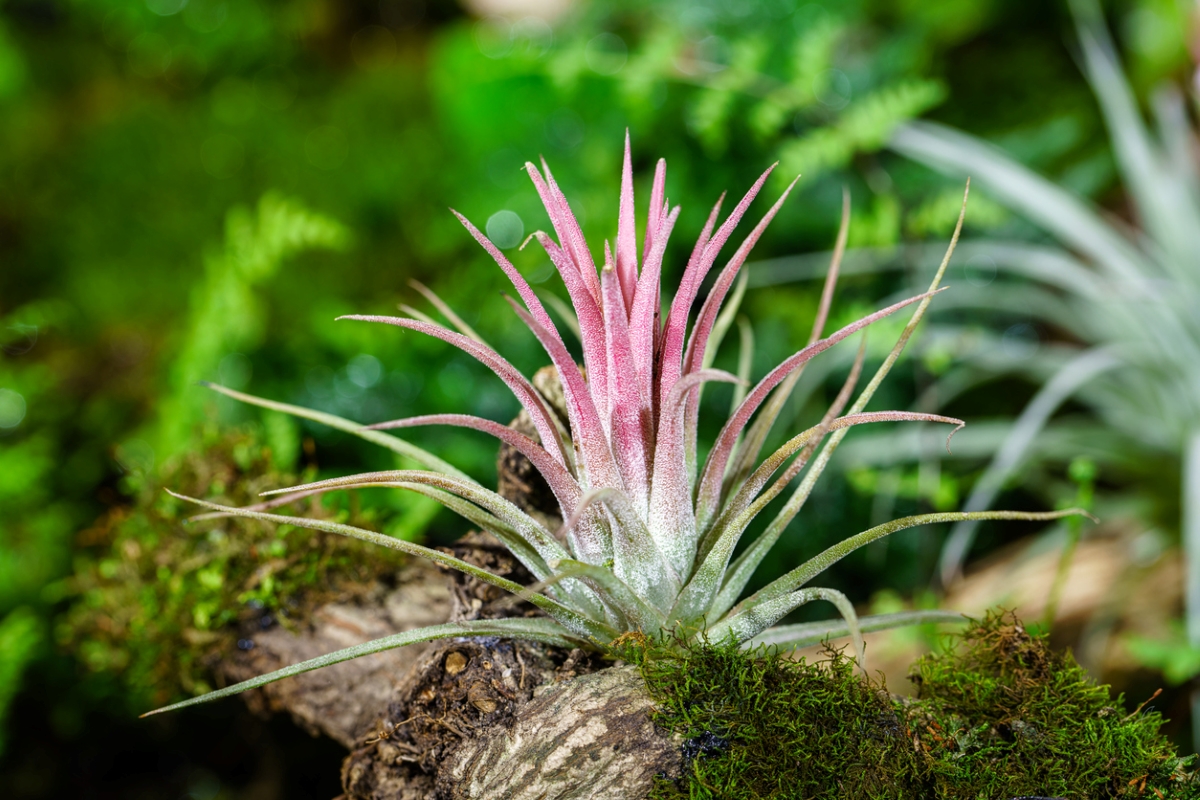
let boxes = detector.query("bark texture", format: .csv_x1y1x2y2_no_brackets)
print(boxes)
340,639,573,798
438,666,681,800
220,559,452,748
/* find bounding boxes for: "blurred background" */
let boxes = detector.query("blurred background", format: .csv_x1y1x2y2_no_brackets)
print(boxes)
0,0,1197,796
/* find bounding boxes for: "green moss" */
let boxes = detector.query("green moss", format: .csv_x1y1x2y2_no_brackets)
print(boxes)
640,613,1198,799
911,612,1196,799
59,428,406,711
639,635,926,799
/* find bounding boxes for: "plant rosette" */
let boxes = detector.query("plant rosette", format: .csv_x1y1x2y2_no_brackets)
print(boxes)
144,136,1084,728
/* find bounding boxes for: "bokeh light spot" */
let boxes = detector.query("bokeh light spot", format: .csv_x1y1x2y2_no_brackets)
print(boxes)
128,33,172,78
183,0,226,33
486,210,524,249
218,352,253,389
586,33,627,75
146,0,187,16
185,768,221,800
306,366,335,400
0,388,26,429
545,108,584,151
964,254,997,287
211,77,256,125
347,354,383,389
254,66,297,112
1001,323,1040,360
475,18,513,59
693,36,730,73
814,68,852,109
115,439,156,474
512,16,554,58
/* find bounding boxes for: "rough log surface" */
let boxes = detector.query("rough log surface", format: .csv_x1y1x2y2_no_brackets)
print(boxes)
438,666,681,800
341,639,565,798
338,367,682,797
220,559,452,747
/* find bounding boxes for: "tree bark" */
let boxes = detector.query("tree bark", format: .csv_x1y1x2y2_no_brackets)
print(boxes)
219,559,452,748
437,666,681,800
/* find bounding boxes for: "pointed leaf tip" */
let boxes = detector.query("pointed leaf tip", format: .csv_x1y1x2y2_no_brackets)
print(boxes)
945,422,966,454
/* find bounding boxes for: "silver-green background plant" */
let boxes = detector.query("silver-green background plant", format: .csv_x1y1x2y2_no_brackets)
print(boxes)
759,0,1200,743
896,0,1200,745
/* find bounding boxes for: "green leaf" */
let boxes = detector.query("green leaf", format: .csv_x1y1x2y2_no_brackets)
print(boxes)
548,559,664,633
733,509,1090,618
200,382,469,479
168,491,615,643
711,587,866,670
142,617,582,717
747,610,965,650
717,187,970,614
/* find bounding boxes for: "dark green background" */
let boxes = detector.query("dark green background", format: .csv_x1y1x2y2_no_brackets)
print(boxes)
0,0,1193,796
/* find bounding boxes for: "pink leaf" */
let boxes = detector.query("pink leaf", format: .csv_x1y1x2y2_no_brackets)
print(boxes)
363,413,582,513
453,212,601,425
629,205,681,410
528,159,602,306
601,248,651,513
529,231,610,422
717,201,852,502
647,368,744,574
683,177,800,380
615,131,639,311
658,166,775,413
338,314,571,469
642,158,666,265
503,298,623,493
694,288,945,524
679,176,799,481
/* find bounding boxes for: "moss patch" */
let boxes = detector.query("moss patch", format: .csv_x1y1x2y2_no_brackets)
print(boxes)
911,613,1195,799
59,429,407,711
639,614,1198,799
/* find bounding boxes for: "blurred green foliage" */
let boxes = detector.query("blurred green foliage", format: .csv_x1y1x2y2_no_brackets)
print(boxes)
0,607,41,757
157,192,350,455
0,0,1196,789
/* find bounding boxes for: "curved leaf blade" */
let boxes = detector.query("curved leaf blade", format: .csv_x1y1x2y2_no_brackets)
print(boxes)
142,618,582,717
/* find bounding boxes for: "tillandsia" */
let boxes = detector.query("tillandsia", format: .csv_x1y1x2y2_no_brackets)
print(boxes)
146,135,1085,717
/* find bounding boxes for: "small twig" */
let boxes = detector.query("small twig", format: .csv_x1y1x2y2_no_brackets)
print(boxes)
1124,688,1163,721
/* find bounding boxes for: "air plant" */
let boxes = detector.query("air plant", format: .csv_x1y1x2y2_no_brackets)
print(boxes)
146,135,1081,717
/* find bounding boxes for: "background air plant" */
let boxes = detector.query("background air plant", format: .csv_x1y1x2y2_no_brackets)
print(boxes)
888,0,1200,592
750,0,1199,744
146,136,1081,717
888,0,1200,744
